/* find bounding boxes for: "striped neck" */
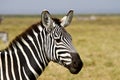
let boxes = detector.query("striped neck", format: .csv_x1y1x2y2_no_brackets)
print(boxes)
0,23,50,80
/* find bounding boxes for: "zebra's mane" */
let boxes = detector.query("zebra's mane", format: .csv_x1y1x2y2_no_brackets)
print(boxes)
6,18,61,49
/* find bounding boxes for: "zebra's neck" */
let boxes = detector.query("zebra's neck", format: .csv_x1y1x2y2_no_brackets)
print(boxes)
0,23,50,80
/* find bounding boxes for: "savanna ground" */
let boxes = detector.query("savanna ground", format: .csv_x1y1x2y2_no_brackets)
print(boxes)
0,15,120,80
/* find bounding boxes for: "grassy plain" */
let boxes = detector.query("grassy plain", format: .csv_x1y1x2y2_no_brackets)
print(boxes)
0,15,120,80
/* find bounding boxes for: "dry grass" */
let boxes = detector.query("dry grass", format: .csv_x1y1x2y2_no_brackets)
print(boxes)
0,15,120,80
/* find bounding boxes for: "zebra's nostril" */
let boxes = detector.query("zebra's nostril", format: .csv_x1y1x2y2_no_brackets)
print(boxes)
73,61,80,68
74,62,78,66
73,61,78,66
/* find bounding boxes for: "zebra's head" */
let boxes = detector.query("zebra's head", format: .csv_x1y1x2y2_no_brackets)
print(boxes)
41,10,83,74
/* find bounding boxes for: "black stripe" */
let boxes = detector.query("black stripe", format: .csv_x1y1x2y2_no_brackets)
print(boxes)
5,49,14,80
16,40,36,79
20,36,42,75
14,43,27,79
1,51,7,80
38,33,46,68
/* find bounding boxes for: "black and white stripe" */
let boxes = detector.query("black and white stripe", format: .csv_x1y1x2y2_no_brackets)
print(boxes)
0,10,83,80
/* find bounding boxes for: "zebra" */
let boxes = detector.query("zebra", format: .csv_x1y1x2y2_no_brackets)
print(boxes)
0,10,83,80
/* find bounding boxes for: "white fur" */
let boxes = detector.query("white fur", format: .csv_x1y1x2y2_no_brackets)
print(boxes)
60,16,67,27
38,25,43,32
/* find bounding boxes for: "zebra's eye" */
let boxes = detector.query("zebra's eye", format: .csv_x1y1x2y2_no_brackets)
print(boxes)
55,38,61,43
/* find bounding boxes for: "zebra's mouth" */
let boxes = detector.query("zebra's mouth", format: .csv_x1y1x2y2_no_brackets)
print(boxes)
68,63,83,74
66,53,83,74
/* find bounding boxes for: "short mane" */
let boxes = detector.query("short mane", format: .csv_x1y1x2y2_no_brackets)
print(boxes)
7,18,61,49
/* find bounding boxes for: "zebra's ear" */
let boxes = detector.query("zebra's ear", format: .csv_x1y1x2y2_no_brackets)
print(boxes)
61,10,73,27
41,10,53,30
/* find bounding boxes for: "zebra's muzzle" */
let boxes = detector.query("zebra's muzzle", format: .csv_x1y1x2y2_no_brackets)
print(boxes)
66,53,83,74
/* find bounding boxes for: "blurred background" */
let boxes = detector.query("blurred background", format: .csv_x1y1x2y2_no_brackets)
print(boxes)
0,0,120,80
